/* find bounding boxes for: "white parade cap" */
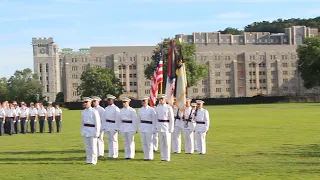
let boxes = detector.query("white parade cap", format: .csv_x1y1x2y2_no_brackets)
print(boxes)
196,100,205,104
91,96,101,101
121,97,131,102
106,94,116,99
83,97,93,102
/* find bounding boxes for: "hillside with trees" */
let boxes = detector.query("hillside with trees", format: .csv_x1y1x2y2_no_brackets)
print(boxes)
219,16,320,35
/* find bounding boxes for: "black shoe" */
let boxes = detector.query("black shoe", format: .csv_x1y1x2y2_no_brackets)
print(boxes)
125,158,132,160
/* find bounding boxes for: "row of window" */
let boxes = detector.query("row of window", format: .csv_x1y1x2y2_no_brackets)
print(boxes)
121,82,137,86
193,38,287,44
119,74,137,78
39,63,49,73
118,65,137,70
215,63,231,68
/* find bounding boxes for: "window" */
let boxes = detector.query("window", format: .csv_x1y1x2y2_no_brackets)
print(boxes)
249,71,256,76
292,70,297,75
283,86,288,91
216,88,222,92
133,82,137,86
259,79,266,83
226,88,231,92
133,65,136,69
259,71,266,75
46,63,49,73
82,66,86,71
74,58,77,62
215,72,221,76
145,90,150,94
202,88,207,93
260,55,266,60
145,81,150,86
122,82,126,86
271,71,276,75
215,64,220,68
283,78,289,83
72,66,78,71
193,88,198,93
72,83,78,88
271,63,275,67
129,74,133,78
272,86,277,91
216,80,221,84
271,79,276,83
129,65,132,69
259,62,266,67
47,85,49,92
39,64,42,73
282,63,288,67
283,71,288,75
39,77,42,83
119,74,122,78
133,74,137,78
226,80,231,84
46,76,49,82
226,72,231,76
225,64,231,68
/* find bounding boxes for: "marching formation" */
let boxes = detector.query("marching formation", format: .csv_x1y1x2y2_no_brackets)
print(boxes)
81,94,210,165
0,101,63,136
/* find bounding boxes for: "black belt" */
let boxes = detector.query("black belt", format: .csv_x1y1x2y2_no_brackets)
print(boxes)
141,120,152,124
84,123,95,127
122,120,132,123
196,121,205,124
158,119,169,122
106,120,115,123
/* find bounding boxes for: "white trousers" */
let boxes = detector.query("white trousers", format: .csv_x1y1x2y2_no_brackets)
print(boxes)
172,126,182,153
196,131,207,154
121,131,135,159
106,131,118,158
140,132,154,160
183,130,194,153
152,132,159,151
83,137,98,164
159,132,171,161
97,131,104,156
194,131,198,151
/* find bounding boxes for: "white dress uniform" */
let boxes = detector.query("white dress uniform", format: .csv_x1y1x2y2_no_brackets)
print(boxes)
81,104,101,165
4,108,16,135
93,105,105,157
29,107,38,133
14,106,21,134
55,108,62,132
155,102,174,161
172,105,184,153
38,107,47,133
137,104,157,160
19,106,29,134
194,101,210,154
103,97,120,158
119,101,138,159
0,108,5,136
46,105,55,133
182,105,197,154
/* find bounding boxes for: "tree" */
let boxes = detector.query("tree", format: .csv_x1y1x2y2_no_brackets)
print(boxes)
77,67,124,99
296,36,320,89
55,92,64,102
219,27,243,35
144,38,208,90
6,68,43,102
0,77,8,102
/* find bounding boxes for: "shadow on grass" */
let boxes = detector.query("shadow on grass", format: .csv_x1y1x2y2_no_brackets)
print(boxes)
0,149,143,155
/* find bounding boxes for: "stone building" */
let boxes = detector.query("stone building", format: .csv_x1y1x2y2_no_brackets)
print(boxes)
32,26,319,102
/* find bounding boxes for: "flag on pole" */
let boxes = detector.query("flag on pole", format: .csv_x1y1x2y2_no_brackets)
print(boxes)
175,43,187,111
149,45,163,107
165,40,176,105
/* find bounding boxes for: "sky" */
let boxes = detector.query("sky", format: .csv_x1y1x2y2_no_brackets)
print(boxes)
0,0,319,78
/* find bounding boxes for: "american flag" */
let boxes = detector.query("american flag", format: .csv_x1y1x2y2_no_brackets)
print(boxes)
149,46,163,106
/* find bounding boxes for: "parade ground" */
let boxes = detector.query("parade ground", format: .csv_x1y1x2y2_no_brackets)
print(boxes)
0,103,319,180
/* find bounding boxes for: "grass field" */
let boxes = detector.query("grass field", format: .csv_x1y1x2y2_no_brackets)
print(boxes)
0,103,319,180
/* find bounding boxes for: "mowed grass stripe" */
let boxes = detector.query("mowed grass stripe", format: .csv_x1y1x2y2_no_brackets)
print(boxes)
0,103,319,180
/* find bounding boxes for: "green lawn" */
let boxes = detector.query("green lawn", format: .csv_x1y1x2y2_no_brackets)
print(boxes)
0,103,319,180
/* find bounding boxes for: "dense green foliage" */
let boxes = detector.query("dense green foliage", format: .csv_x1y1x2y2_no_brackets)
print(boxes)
55,92,64,102
219,17,320,34
0,68,43,102
0,103,319,179
144,38,208,89
77,67,123,99
296,36,320,89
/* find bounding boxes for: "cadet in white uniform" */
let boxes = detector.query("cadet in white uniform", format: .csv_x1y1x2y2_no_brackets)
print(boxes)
81,97,101,165
119,97,138,159
13,102,20,134
55,104,63,133
103,94,120,159
92,96,105,158
29,103,38,133
38,103,47,133
172,99,185,154
182,101,196,154
155,94,174,161
19,102,29,134
46,102,55,133
137,96,157,160
5,103,16,135
194,100,210,155
0,103,6,136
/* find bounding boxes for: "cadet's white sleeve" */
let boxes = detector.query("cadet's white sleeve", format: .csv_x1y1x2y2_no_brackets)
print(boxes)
151,108,157,133
100,108,105,131
115,107,121,131
93,110,101,137
132,109,138,131
168,106,174,133
205,110,210,131
137,109,141,130
80,111,84,136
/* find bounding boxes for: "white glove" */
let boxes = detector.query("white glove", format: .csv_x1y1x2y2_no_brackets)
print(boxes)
2,121,4,124
53,119,55,121
18,120,21,122
34,120,37,122
45,119,47,121
60,119,62,122
26,120,28,122
13,121,16,123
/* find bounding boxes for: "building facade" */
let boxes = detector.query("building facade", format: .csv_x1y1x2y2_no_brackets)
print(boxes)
32,26,319,102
